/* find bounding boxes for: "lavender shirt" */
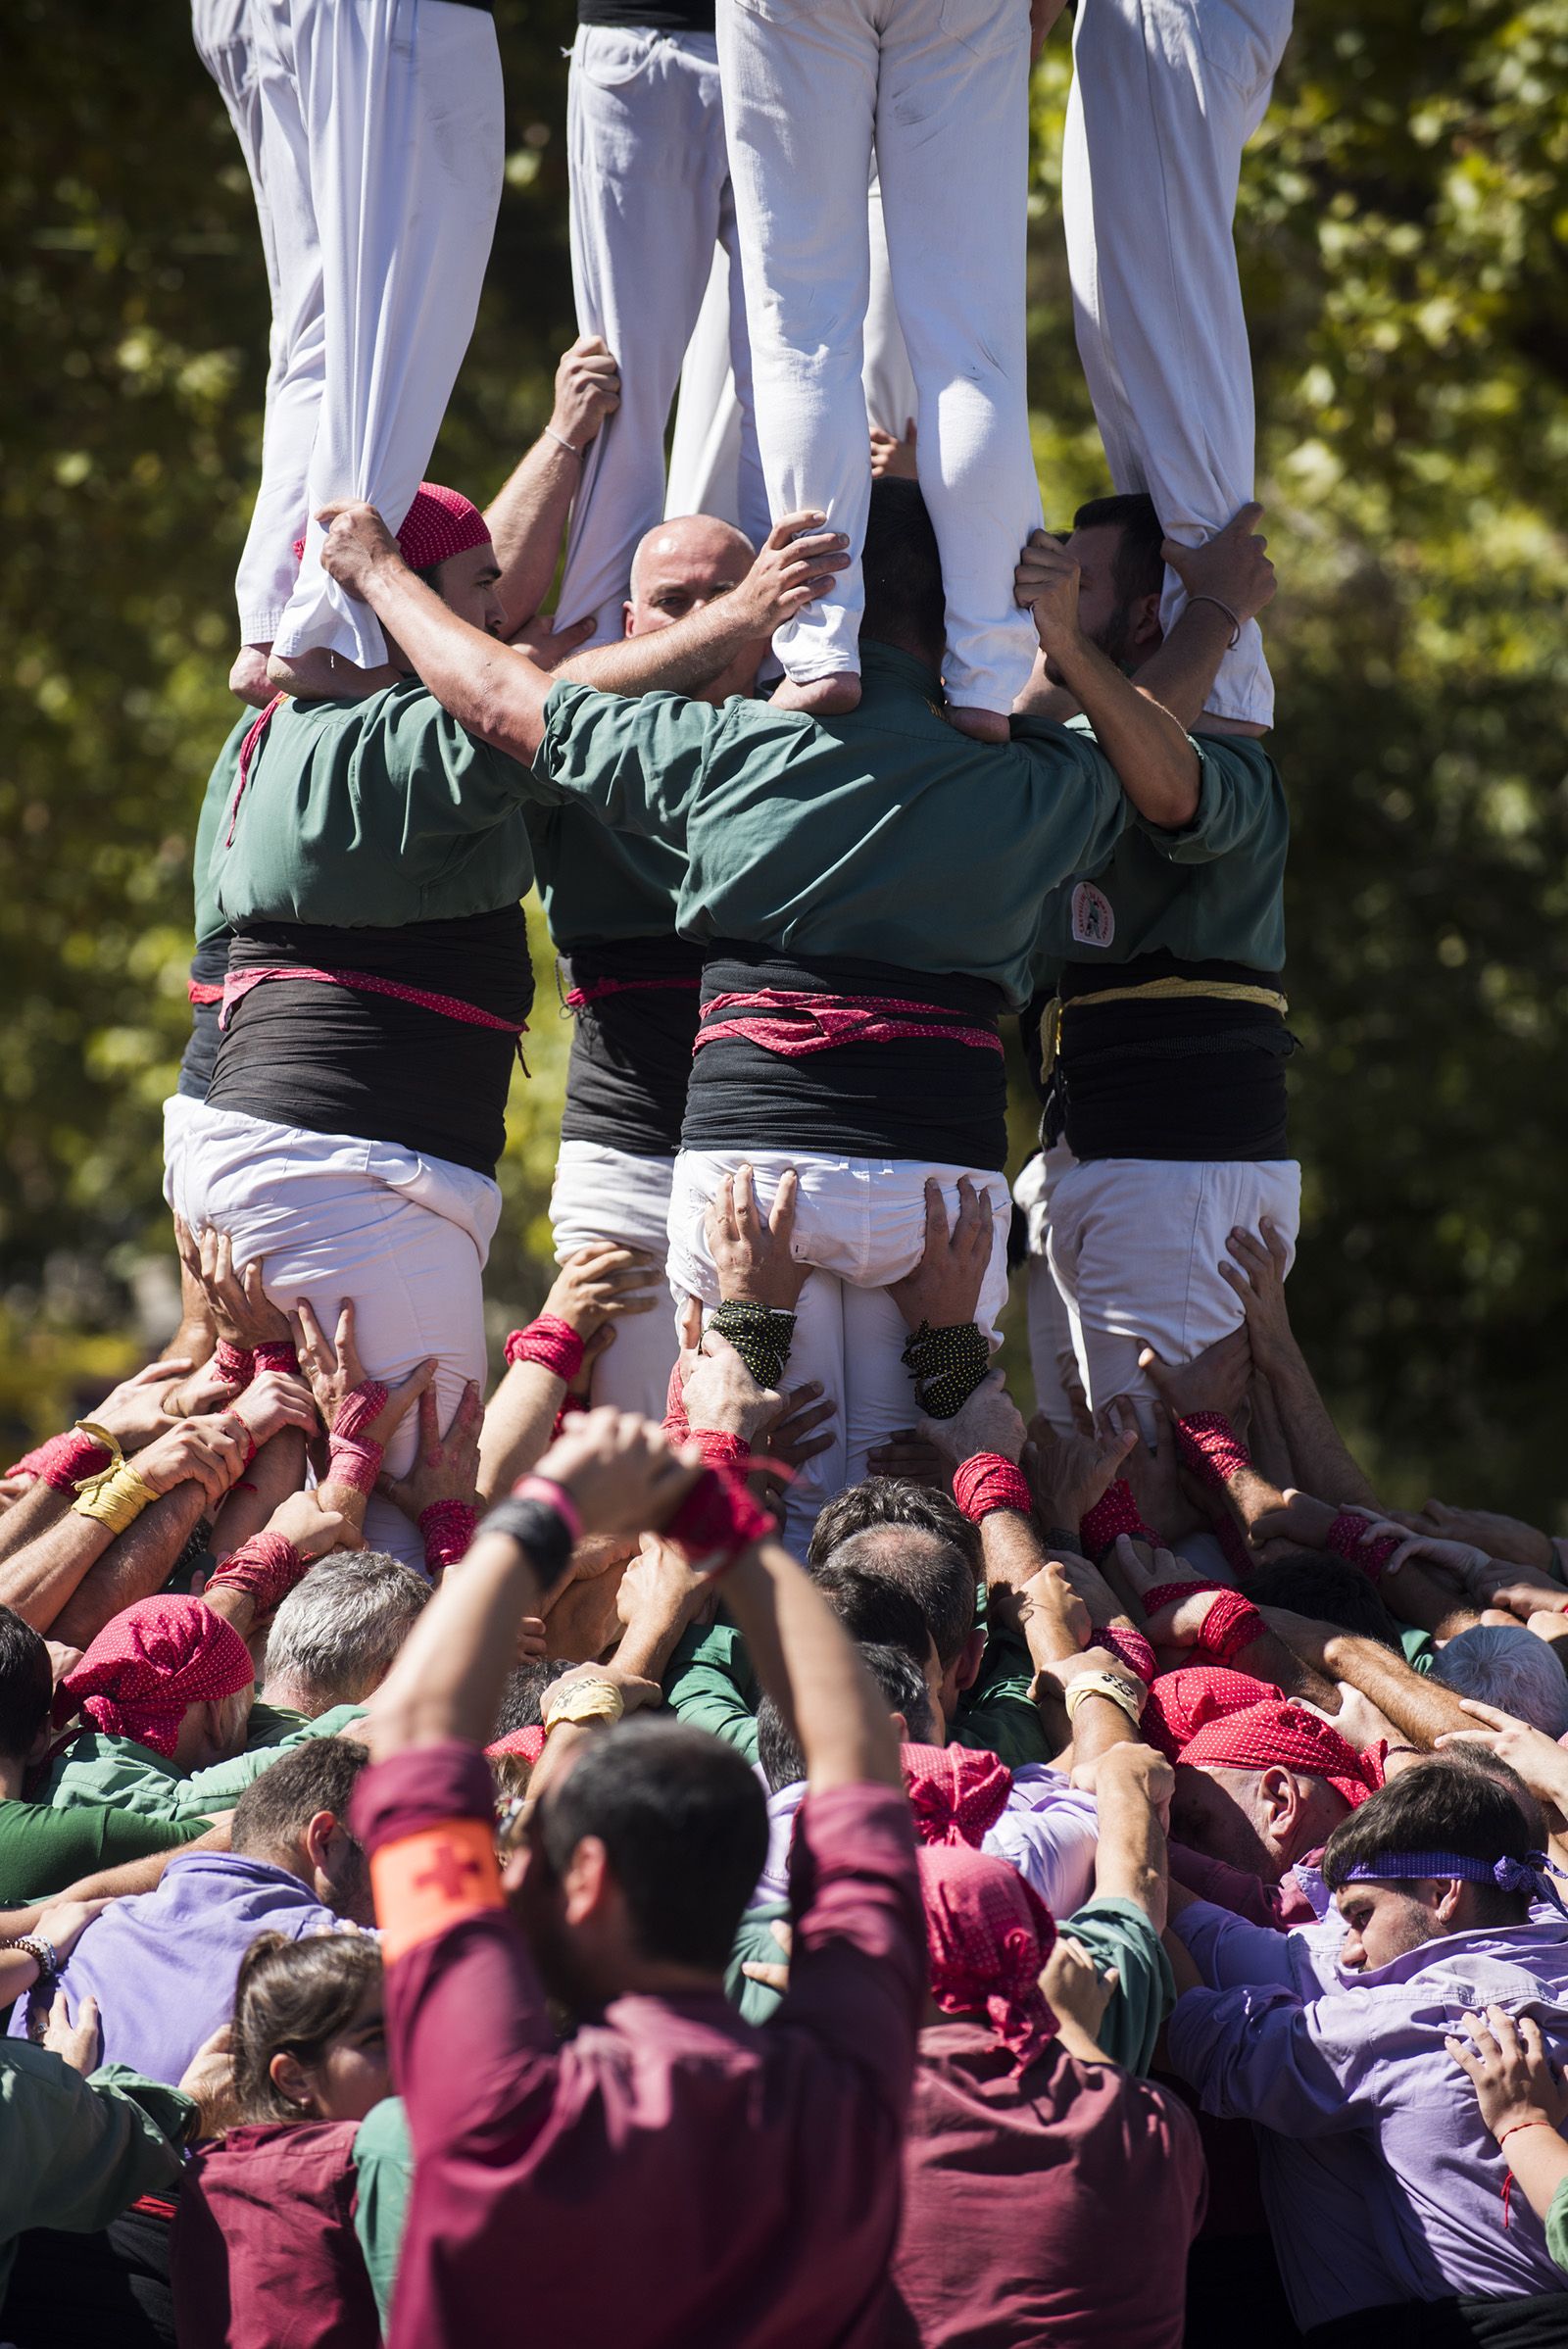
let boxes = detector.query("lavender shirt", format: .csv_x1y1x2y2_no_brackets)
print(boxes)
1170,1903,1568,2326
8,1851,346,2085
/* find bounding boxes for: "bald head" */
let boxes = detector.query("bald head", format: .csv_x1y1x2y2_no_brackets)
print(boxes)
625,514,756,633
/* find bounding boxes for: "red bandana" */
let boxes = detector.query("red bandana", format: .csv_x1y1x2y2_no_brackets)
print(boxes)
902,1742,1012,1846
396,483,490,571
919,1844,1058,2077
1181,1696,1385,1810
61,1596,253,1759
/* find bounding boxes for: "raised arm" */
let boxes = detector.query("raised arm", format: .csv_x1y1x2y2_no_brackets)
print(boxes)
487,336,621,630
1015,532,1200,829
1220,1223,1379,1510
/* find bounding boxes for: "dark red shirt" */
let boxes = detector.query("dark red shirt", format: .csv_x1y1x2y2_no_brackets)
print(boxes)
888,2022,1206,2349
353,1740,923,2349
172,2120,380,2349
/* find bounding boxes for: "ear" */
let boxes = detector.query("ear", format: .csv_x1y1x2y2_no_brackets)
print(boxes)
889,1712,910,1743
300,1808,339,1876
622,601,638,638
1258,1766,1296,1837
1436,1878,1465,1928
269,2047,315,2115
955,1627,986,1695
1134,590,1164,648
562,1834,612,1929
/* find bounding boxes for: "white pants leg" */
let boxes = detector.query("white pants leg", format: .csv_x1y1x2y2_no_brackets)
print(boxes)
668,1148,1011,1551
170,1103,499,1567
548,1141,681,1422
267,0,504,669
193,0,325,644
1062,0,1292,727
1013,1147,1082,1433
1046,1154,1300,1429
556,28,742,644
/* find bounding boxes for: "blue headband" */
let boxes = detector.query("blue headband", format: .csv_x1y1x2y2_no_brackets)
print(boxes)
1337,1848,1568,1918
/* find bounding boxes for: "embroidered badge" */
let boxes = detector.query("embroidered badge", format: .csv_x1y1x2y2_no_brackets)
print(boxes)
1070,881,1115,948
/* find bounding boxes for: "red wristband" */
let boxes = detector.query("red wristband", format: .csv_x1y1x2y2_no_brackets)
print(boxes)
213,1339,255,1390
8,1428,113,1493
1099,1621,1156,1688
1175,1411,1251,1488
953,1454,1033,1524
513,1474,583,1546
1195,1587,1266,1665
419,1499,478,1575
550,1395,589,1444
252,1339,300,1378
206,1531,306,1614
665,1467,773,1580
504,1314,584,1385
688,1428,751,1471
1327,1511,1401,1582
1079,1480,1159,1562
325,1381,388,1495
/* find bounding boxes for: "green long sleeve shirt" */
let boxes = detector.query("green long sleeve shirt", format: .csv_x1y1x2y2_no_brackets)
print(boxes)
0,2049,192,2300
0,1796,208,1909
351,2094,414,2329
33,1706,366,1826
532,644,1144,1011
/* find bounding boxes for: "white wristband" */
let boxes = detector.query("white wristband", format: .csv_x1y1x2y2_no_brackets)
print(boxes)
543,424,581,460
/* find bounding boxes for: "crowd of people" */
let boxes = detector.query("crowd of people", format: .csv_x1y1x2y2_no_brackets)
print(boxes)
7,0,1568,2342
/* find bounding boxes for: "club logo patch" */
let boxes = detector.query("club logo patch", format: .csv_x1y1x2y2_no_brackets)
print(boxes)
1070,882,1114,948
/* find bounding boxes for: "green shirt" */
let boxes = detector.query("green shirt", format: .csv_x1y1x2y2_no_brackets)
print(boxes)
525,802,686,949
533,644,1138,1011
213,680,539,930
1546,2176,1568,2275
193,714,250,946
34,1706,365,1826
951,1614,1052,1769
663,1623,760,1764
0,2050,192,2300
1034,728,1288,987
0,1796,208,1908
1061,1895,1176,2077
351,2094,414,2328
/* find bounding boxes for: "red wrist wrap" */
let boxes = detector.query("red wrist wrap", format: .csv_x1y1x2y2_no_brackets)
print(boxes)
1078,1480,1159,1562
1142,1579,1229,1616
953,1454,1033,1524
213,1340,255,1390
690,1428,751,1471
666,1467,773,1580
662,1357,691,1447
8,1428,113,1493
327,1383,387,1495
252,1340,300,1378
206,1531,306,1613
504,1315,584,1384
1099,1622,1156,1688
1327,1511,1401,1582
1195,1587,1266,1664
1175,1411,1251,1487
550,1395,589,1444
419,1499,478,1575
1213,1510,1256,1583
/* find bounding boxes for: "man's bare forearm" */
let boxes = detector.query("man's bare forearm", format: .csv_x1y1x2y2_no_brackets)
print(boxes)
1092,1774,1168,1931
0,1511,116,1631
50,1485,214,1648
1266,1345,1379,1510
553,596,763,701
1324,1632,1472,1748
486,436,580,629
1125,599,1237,735
360,556,555,760
0,1478,73,1564
1038,625,1201,828
477,1363,567,1502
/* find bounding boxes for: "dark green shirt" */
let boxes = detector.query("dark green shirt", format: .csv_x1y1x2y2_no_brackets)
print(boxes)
193,715,251,947
1033,727,1288,986
0,1797,207,1909
525,804,686,949
213,681,539,931
533,644,1142,1010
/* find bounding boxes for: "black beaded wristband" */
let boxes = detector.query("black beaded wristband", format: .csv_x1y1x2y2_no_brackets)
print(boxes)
900,1320,990,1420
710,1300,796,1394
480,1495,573,1592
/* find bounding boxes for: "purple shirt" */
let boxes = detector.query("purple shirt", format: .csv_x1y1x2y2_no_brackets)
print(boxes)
8,1852,344,2084
1170,1902,1568,2326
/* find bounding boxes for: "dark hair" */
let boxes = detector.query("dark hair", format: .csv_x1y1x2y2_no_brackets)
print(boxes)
495,1660,581,1738
1245,1556,1405,1652
1322,1758,1538,1924
812,1523,975,1672
535,1719,766,1972
1071,491,1164,606
756,1640,935,1794
0,1606,51,1765
231,1737,370,1863
808,1476,981,1581
860,478,946,660
230,1931,382,2127
808,1562,933,1669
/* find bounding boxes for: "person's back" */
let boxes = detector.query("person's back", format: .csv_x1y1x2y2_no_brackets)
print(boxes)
178,2120,378,2349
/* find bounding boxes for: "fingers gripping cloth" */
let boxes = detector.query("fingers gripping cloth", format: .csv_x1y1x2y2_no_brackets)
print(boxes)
1142,1584,1265,1668
7,1427,112,1492
919,1844,1058,2078
420,1501,478,1576
1182,1697,1385,1810
395,483,491,571
953,1454,1033,1524
60,1596,253,1758
1175,1412,1252,1489
1327,1511,1403,1583
900,1322,991,1421
327,1383,388,1496
709,1301,796,1394
206,1531,308,1614
213,1340,255,1389
504,1315,585,1385
1099,1622,1157,1688
665,1468,774,1580
1079,1480,1159,1563
902,1743,1013,1845
1141,1663,1281,1763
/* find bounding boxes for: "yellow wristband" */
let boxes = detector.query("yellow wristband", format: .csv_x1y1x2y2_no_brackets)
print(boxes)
72,1461,160,1536
74,1419,124,1470
1063,1670,1145,1728
541,1677,625,1737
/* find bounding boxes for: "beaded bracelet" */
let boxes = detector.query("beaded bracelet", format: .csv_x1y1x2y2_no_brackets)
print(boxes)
0,1933,59,1982
900,1321,990,1420
710,1300,796,1394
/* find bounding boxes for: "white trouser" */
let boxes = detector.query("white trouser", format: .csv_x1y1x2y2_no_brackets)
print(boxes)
548,1141,681,1422
1012,1147,1081,1434
557,27,765,645
669,1150,1010,1552
665,173,917,533
262,0,504,669
167,1102,499,1567
1062,0,1292,727
716,0,1041,710
1044,1152,1300,1431
192,0,325,645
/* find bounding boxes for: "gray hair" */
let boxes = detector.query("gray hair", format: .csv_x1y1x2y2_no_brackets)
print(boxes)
261,1551,429,1714
1431,1625,1568,1739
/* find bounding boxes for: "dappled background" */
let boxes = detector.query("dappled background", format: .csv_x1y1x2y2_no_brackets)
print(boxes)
3,0,1565,1513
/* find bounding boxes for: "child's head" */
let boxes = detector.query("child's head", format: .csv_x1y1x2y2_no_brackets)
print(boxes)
231,1932,387,2127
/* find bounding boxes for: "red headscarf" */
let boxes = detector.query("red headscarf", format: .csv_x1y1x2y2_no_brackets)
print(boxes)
919,1844,1058,2077
486,1726,547,1763
61,1596,254,1760
1181,1696,1385,1811
901,1742,1012,1846
1143,1663,1280,1761
395,483,490,571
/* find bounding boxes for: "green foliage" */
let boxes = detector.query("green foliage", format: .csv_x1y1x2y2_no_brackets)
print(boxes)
2,2,1565,1512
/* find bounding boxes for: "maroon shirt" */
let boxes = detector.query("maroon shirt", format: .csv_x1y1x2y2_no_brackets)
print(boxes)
172,2120,380,2349
354,1740,924,2349
888,2022,1206,2349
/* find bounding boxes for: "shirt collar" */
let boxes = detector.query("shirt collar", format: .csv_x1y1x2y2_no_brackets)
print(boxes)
859,639,945,699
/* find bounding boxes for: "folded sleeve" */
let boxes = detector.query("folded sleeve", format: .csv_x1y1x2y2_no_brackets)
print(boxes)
1137,737,1281,864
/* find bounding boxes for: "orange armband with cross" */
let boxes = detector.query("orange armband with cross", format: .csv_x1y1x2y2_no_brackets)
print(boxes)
370,1818,505,1963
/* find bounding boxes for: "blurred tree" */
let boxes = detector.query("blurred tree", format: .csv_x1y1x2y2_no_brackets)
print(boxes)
1,0,1565,1515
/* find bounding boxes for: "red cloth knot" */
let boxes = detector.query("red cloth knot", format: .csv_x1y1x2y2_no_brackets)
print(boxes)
60,1595,254,1758
902,1742,1013,1845
504,1315,585,1385
953,1454,1033,1524
1078,1479,1159,1562
919,1845,1058,2078
1142,1663,1280,1763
